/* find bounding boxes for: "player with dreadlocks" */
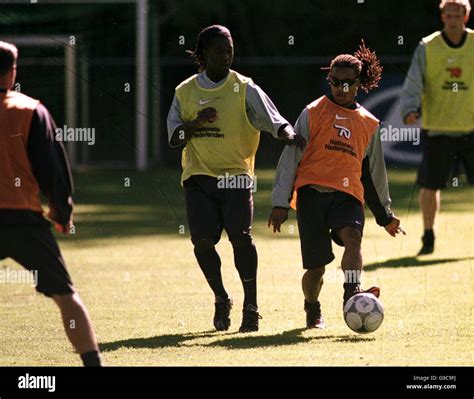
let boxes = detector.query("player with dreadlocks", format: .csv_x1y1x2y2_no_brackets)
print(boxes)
167,25,305,333
268,41,404,329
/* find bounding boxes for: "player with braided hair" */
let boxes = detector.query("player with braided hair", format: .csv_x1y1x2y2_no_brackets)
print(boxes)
268,41,404,329
167,25,305,333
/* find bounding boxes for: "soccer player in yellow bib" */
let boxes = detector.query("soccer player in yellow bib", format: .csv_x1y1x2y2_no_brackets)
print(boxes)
401,0,474,255
268,42,404,329
167,25,304,332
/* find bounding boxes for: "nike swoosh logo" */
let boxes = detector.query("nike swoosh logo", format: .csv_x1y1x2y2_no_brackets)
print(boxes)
335,114,351,120
198,98,220,105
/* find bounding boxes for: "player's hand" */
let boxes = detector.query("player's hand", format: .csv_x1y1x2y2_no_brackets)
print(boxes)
285,134,307,150
404,112,420,125
194,107,218,127
48,209,73,235
278,125,306,150
268,207,289,233
384,217,406,237
53,221,72,235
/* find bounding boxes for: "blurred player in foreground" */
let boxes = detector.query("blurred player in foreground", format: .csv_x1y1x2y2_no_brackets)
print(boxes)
0,41,101,366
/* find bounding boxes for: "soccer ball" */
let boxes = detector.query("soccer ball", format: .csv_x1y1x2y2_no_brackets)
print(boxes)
343,293,384,334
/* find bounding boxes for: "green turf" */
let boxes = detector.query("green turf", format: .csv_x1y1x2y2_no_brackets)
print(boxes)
0,168,473,366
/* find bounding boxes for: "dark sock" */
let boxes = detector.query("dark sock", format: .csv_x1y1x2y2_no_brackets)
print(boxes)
232,237,258,308
194,244,228,300
343,282,361,295
304,300,321,312
423,229,435,241
208,278,229,301
242,279,257,309
80,350,102,367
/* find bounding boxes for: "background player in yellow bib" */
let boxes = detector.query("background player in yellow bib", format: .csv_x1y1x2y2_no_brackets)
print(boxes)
167,25,304,332
401,0,474,255
268,42,404,329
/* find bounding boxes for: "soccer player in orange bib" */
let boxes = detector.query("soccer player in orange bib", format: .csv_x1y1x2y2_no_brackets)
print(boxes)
0,41,101,365
268,41,404,329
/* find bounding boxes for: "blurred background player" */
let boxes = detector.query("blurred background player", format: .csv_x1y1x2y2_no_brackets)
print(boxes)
401,0,474,255
268,41,403,329
167,25,305,333
0,41,101,366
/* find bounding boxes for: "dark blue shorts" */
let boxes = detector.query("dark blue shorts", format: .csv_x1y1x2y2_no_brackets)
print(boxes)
183,175,254,244
417,132,474,190
0,215,75,297
296,185,365,269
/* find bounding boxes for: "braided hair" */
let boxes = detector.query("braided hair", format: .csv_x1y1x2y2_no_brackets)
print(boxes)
187,25,232,71
322,40,383,93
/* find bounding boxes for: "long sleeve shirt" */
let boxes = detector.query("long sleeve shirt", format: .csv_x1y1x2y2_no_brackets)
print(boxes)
167,71,289,145
399,31,469,137
272,103,394,227
0,103,74,226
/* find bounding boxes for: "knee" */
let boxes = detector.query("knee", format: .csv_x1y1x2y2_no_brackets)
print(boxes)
193,238,216,253
339,228,361,249
305,267,325,282
230,234,253,249
52,292,79,308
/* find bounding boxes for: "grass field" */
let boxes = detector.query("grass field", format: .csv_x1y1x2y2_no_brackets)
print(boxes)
0,168,473,366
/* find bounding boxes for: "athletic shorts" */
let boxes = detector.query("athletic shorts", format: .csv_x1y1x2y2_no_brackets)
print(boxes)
183,174,254,244
0,216,75,297
296,185,365,269
417,131,474,190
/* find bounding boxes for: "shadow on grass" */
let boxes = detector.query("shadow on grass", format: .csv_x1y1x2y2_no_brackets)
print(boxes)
205,329,335,349
333,336,376,343
364,256,474,271
99,330,232,352
100,328,375,352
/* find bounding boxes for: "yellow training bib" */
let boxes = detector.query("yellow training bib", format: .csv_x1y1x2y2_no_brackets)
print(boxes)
422,29,474,133
175,70,260,184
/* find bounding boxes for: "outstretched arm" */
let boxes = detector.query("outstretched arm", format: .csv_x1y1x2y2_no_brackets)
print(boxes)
246,82,306,150
269,109,309,232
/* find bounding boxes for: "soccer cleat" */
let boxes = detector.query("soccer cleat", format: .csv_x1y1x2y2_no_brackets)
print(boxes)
343,285,380,307
304,300,325,329
213,296,233,331
417,234,434,256
239,304,262,333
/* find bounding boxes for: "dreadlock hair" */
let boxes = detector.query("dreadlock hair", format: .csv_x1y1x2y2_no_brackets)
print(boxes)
321,40,383,93
187,25,232,72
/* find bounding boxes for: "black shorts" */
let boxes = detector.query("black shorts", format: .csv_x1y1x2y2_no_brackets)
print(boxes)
296,186,365,269
184,175,254,244
0,217,75,297
417,132,474,190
